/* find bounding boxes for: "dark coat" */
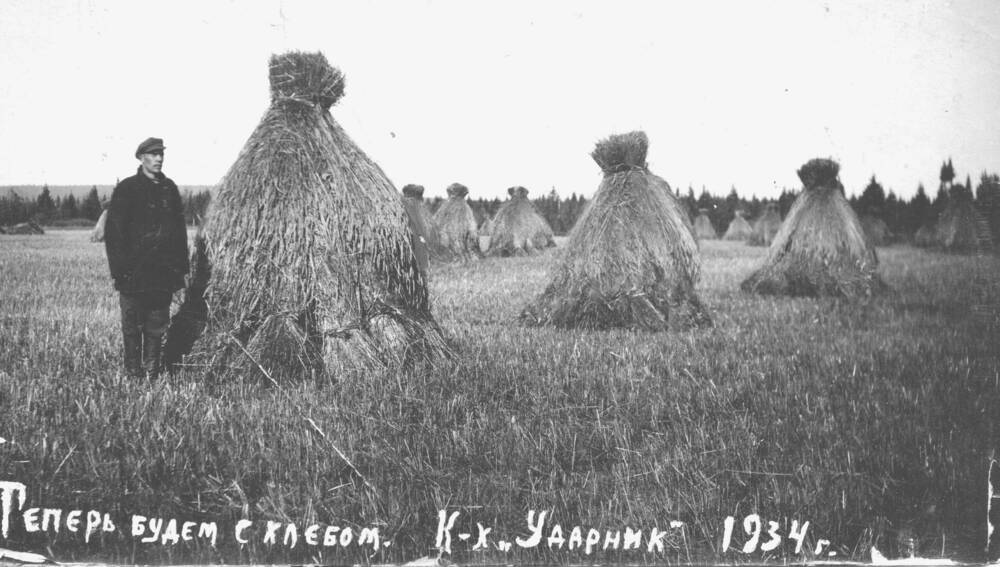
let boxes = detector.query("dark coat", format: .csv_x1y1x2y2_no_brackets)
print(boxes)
105,167,189,294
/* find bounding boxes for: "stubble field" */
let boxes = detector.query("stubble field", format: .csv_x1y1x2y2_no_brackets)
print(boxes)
1,230,999,565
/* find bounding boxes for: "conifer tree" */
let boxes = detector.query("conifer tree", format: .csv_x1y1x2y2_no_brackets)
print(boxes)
81,186,102,220
907,184,933,235
36,184,55,221
940,158,955,186
59,192,78,219
857,175,887,217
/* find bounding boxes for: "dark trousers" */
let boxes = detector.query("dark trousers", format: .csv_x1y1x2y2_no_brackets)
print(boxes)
119,291,171,378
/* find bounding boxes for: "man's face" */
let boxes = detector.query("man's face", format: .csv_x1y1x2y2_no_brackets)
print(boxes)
139,151,164,176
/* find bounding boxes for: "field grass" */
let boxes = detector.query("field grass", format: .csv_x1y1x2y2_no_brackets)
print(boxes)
1,230,999,565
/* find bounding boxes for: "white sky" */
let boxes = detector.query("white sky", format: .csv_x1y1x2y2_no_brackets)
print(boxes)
1,0,998,200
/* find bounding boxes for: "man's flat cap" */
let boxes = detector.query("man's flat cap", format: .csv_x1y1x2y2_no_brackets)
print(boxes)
135,137,165,157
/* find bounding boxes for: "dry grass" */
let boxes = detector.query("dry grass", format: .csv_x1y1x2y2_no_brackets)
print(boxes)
522,132,710,330
483,187,555,257
723,211,752,241
861,215,893,246
186,52,450,380
401,184,448,264
0,229,998,564
742,159,886,297
694,210,717,239
936,191,982,253
748,204,782,247
433,184,481,261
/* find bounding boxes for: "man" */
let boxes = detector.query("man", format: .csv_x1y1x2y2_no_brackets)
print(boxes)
105,137,189,379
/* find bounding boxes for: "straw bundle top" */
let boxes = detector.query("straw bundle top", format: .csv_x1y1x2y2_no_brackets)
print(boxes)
446,183,469,198
508,186,529,199
591,131,649,175
269,51,345,110
402,184,425,199
797,158,840,189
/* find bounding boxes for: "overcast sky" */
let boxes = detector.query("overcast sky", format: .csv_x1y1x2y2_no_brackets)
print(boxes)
1,0,998,200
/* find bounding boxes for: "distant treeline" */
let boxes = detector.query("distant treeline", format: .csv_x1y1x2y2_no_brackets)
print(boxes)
0,186,105,226
4,163,999,242
0,185,213,227
658,170,1000,241
444,169,1000,240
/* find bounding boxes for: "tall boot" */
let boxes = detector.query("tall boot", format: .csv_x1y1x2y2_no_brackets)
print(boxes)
143,297,171,379
120,294,143,378
123,328,143,378
143,333,164,380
